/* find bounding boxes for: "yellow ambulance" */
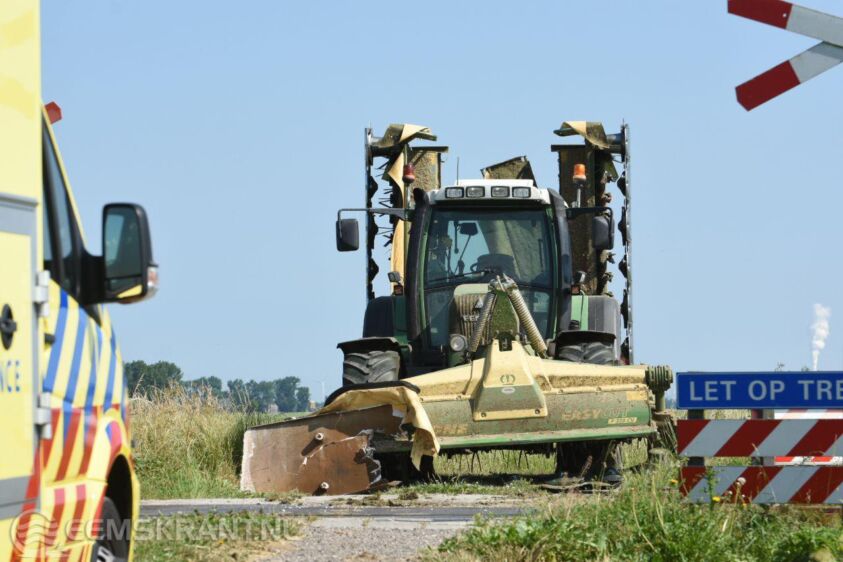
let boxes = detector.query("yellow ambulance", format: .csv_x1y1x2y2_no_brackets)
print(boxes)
1,1,156,560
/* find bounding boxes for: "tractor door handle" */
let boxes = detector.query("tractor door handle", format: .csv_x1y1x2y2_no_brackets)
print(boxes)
0,305,16,350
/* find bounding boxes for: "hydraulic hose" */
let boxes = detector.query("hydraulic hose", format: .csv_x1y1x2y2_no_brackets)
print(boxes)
468,288,497,355
501,275,548,358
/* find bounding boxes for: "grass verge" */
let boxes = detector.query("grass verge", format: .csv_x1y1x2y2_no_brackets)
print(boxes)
133,511,300,561
132,386,655,499
131,385,290,499
433,461,843,562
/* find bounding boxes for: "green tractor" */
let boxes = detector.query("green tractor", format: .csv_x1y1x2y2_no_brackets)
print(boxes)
240,122,673,495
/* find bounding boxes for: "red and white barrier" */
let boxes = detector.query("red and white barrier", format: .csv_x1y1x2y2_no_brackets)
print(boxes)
678,419,843,457
775,409,843,466
681,466,843,504
728,0,843,110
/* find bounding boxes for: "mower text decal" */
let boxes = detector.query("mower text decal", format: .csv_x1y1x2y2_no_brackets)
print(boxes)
677,371,843,409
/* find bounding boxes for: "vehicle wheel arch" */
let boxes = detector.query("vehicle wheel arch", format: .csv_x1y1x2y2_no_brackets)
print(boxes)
105,454,133,525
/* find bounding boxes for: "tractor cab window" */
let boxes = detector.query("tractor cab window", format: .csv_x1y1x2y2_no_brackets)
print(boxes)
422,208,555,347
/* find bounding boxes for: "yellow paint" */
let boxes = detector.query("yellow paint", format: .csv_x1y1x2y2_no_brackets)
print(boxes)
0,234,34,481
0,0,40,199
116,284,143,299
626,390,648,401
407,340,648,405
608,417,638,425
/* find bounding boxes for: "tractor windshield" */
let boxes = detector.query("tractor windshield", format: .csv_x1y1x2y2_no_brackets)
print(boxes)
422,208,555,346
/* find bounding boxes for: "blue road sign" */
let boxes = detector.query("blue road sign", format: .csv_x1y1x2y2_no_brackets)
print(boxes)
676,371,843,409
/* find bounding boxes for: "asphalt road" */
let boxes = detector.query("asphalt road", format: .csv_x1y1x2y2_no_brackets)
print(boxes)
141,500,526,520
141,494,534,523
141,495,535,561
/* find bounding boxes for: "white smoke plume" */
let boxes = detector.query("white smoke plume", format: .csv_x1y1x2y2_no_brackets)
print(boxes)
811,304,831,371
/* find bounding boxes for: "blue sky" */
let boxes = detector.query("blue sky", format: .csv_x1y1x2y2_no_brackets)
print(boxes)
41,1,843,399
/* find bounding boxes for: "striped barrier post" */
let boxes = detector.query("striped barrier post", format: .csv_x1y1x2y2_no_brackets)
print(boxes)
676,371,843,504
728,0,843,110
775,409,843,466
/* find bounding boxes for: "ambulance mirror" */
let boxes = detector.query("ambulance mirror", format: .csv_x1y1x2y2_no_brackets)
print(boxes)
103,203,155,302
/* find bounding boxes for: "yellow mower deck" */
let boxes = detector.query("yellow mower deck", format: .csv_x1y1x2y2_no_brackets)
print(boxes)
241,339,670,495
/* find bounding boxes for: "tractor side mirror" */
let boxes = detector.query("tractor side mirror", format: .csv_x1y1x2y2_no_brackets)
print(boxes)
336,218,359,252
591,214,614,251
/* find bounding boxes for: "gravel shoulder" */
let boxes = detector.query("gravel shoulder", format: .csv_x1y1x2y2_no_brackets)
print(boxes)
266,524,459,562
141,493,553,561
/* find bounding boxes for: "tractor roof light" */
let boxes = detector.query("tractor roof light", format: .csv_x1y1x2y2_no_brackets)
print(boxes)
512,186,531,198
465,186,484,198
491,185,510,198
445,187,465,199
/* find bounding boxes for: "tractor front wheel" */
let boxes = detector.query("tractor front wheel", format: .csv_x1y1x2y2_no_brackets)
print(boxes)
342,350,400,387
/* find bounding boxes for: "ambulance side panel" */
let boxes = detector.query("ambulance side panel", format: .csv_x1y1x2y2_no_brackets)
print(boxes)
0,0,42,559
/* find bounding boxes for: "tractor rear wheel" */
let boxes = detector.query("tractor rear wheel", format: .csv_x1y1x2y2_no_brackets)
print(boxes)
342,350,400,386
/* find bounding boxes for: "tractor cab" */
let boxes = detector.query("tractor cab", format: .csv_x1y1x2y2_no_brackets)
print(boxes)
335,122,633,381
405,181,567,368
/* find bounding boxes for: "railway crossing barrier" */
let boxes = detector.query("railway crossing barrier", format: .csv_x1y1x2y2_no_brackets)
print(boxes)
675,371,843,504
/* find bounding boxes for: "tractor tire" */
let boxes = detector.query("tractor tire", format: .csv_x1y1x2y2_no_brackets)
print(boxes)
557,341,616,365
376,453,435,483
342,350,400,387
91,497,130,562
555,440,623,482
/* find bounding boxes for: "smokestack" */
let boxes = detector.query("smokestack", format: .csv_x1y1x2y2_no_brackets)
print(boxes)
811,303,831,371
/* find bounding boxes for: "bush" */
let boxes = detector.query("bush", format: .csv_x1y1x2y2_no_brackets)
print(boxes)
131,384,282,499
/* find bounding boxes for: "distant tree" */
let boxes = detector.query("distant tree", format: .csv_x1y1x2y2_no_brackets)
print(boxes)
125,360,183,395
227,379,250,409
246,380,276,412
295,386,311,412
274,377,300,412
184,376,223,398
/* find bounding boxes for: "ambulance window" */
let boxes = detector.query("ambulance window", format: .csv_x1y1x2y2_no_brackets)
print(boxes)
42,203,53,267
42,125,80,295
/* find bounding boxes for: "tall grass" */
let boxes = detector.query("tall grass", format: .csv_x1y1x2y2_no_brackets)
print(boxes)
131,385,283,499
436,460,842,562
